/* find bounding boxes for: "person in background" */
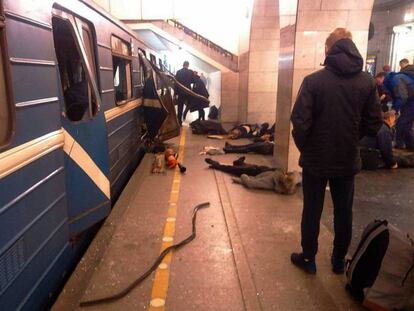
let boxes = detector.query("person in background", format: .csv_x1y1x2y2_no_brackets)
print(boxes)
400,58,410,71
200,72,208,89
175,61,194,126
375,72,392,112
290,28,382,275
360,110,398,169
382,64,391,74
183,71,209,121
384,63,414,150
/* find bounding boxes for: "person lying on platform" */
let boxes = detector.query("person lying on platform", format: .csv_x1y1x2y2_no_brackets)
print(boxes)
232,169,302,195
359,110,414,170
205,156,274,177
223,141,274,155
190,119,228,135
228,122,271,139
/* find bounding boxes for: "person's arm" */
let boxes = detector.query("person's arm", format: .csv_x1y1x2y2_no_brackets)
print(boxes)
377,127,397,168
291,78,313,152
360,82,383,137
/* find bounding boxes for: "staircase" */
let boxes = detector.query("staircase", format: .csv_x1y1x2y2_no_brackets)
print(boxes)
125,19,239,72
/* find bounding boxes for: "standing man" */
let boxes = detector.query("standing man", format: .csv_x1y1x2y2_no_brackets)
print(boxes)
290,28,382,274
399,58,410,71
175,61,194,126
384,63,414,150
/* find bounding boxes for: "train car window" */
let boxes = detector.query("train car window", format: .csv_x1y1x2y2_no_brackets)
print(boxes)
52,16,98,122
111,36,132,104
0,4,14,148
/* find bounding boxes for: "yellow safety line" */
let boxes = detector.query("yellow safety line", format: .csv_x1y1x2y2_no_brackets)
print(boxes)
149,127,187,310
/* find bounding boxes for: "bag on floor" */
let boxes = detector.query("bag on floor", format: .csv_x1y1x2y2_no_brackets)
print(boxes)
346,220,414,311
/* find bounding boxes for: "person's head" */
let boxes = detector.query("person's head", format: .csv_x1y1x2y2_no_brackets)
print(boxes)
384,110,396,127
325,28,353,55
375,72,386,85
228,128,241,139
382,64,391,73
193,70,199,77
400,58,409,70
183,61,189,69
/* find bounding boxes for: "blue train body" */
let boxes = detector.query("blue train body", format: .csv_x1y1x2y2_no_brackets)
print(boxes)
0,1,164,309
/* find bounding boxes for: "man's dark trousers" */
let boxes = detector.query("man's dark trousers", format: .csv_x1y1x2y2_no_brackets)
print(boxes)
396,103,414,149
301,169,354,261
177,94,189,125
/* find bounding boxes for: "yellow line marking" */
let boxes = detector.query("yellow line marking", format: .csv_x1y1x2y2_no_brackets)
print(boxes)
149,127,187,311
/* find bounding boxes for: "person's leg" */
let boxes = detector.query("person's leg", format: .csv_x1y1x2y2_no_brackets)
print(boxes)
300,170,328,260
291,169,326,274
177,95,184,125
402,104,414,149
183,105,190,122
329,175,354,273
248,142,274,155
198,109,205,120
396,110,406,148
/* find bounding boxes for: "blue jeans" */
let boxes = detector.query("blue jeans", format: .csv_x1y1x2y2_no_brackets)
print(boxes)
396,104,414,149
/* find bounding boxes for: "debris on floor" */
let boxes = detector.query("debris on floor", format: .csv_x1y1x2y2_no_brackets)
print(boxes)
199,146,225,155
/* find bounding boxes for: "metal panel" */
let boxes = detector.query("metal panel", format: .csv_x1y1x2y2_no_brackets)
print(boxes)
12,100,61,147
6,18,55,61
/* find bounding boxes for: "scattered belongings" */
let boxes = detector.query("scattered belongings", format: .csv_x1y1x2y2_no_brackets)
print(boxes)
205,156,274,177
199,146,224,156
152,153,165,174
232,170,302,194
152,148,186,174
346,220,414,311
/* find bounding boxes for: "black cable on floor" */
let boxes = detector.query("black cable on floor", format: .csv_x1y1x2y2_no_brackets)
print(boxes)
79,202,210,307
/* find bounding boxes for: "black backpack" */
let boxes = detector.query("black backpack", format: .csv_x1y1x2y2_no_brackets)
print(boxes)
346,220,414,310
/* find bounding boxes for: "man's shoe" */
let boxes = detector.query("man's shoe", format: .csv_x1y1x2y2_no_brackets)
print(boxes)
290,253,316,274
205,158,219,166
233,156,246,166
331,255,345,274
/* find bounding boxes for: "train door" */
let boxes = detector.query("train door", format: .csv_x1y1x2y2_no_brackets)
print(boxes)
52,9,110,236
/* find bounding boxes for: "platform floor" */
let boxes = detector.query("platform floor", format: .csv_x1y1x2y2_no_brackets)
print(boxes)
53,126,414,311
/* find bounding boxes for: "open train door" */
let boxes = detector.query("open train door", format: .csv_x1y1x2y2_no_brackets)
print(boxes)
52,7,110,237
139,51,180,141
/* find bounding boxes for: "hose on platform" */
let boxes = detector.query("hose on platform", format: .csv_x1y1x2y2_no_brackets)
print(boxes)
80,202,210,307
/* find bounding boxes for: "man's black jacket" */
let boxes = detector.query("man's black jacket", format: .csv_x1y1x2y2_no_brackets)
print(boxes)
175,67,194,96
291,39,382,177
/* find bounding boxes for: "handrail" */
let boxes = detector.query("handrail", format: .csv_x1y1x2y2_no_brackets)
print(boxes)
129,18,238,64
166,19,236,61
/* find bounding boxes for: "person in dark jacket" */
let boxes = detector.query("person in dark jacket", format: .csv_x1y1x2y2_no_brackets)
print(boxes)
290,28,382,275
360,110,398,169
174,61,194,126
375,72,392,112
183,71,209,121
383,64,414,150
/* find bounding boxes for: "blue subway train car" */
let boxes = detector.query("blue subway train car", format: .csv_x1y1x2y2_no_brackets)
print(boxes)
0,0,178,310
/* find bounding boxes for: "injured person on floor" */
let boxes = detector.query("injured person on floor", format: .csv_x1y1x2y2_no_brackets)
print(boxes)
205,156,301,194
359,110,414,169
